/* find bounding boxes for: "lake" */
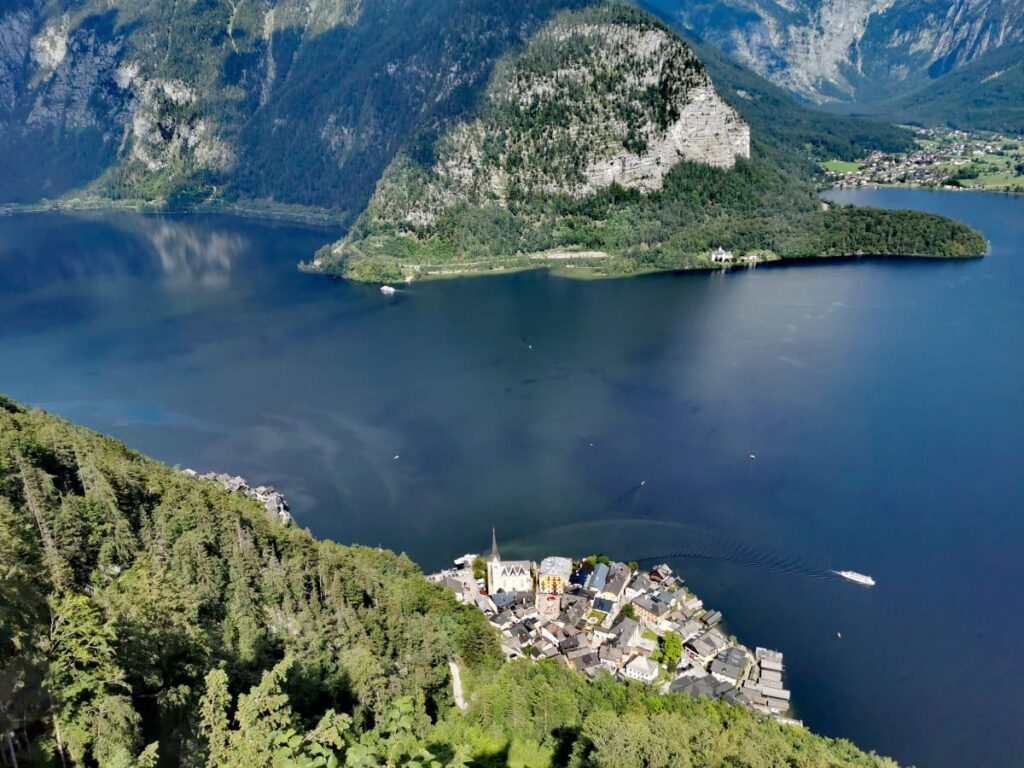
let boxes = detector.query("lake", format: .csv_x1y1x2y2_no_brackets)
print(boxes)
2,188,1022,767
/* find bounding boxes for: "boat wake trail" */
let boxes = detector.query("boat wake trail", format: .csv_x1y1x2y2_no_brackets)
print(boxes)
633,548,835,579
516,518,838,581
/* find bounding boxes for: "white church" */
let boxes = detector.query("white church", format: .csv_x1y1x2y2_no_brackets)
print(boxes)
486,528,534,594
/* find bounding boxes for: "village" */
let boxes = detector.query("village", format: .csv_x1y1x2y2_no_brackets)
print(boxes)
181,468,294,524
825,127,1024,192
429,530,799,725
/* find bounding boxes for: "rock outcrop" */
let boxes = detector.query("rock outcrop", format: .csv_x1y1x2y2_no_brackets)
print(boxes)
362,6,750,230
657,0,1024,105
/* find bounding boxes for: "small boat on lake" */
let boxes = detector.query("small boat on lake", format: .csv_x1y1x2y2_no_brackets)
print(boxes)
834,570,876,587
380,285,396,295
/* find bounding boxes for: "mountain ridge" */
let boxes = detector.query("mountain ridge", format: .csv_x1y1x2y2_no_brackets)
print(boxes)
642,0,1024,129
0,0,914,213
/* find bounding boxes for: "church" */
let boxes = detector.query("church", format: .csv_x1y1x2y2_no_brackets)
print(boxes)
486,528,534,594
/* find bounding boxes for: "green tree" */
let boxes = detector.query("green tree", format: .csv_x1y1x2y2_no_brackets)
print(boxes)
659,632,683,673
199,657,350,768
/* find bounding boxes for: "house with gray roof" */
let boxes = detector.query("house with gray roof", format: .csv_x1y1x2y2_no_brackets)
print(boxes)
601,563,631,601
625,571,654,600
686,628,729,662
585,562,609,592
624,656,660,684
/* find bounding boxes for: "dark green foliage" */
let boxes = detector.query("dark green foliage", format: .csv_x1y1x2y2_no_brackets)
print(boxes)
443,661,899,768
852,44,1024,134
0,399,498,766
324,3,981,281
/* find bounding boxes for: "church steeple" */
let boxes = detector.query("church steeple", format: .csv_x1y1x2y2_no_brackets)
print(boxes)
490,527,500,562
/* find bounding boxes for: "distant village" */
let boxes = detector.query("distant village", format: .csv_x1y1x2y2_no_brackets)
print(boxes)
181,469,293,524
429,530,798,725
827,127,1024,191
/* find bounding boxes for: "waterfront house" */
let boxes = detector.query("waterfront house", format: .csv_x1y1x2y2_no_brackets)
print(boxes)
681,595,704,616
756,647,785,674
624,656,660,684
703,610,723,627
585,562,610,592
676,619,704,643
538,556,573,593
623,571,652,599
710,247,734,264
650,564,673,583
710,647,748,686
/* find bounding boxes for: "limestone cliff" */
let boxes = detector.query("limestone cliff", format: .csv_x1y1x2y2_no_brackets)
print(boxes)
359,5,750,232
645,0,1024,107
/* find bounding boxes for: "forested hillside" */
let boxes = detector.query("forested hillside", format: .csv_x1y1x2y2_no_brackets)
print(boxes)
849,43,1024,134
0,0,592,212
0,394,904,767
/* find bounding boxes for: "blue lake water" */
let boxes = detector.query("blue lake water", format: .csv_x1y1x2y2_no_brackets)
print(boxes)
1,189,1022,767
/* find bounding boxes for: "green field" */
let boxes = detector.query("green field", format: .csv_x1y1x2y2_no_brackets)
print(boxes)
975,172,1024,188
822,159,862,173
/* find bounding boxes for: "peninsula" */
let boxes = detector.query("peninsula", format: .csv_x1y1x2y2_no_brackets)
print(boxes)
430,531,799,723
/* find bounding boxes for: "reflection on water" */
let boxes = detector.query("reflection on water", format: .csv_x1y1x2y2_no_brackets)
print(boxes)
0,212,256,294
141,219,246,289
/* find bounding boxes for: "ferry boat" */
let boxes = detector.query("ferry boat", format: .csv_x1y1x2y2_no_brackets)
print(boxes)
834,570,876,587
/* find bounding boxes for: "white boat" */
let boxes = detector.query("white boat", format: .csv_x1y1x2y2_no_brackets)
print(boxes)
380,285,396,295
834,570,876,587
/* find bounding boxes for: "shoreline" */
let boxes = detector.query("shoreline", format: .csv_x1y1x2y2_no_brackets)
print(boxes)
309,247,983,285
3,193,987,287
0,195,350,230
825,181,1024,196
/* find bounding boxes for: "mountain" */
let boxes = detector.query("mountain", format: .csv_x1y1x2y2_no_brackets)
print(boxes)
0,393,904,767
0,0,595,209
853,43,1024,133
314,4,984,282
0,0,921,213
644,0,1024,126
0,0,988,280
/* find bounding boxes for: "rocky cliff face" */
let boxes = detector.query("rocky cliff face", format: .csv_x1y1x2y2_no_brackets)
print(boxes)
643,0,1024,106
362,6,749,229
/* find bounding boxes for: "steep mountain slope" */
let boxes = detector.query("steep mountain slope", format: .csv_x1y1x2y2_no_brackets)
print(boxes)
644,0,1024,117
316,4,985,282
0,0,592,210
0,394,904,767
854,42,1024,132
